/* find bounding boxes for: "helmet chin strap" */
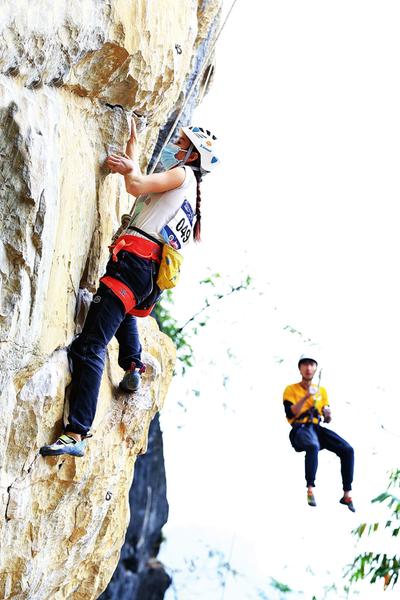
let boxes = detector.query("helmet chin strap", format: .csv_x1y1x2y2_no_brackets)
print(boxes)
180,143,207,179
179,143,194,167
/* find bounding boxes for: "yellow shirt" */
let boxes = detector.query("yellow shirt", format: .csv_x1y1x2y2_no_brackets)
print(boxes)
283,383,329,425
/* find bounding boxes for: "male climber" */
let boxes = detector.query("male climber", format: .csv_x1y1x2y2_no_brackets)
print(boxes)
283,354,355,511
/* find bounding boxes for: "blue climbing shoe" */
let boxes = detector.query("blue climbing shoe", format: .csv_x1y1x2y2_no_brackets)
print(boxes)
307,490,317,507
40,434,86,457
119,363,145,393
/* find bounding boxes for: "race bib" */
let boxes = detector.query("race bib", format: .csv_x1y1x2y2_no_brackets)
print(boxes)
160,199,195,250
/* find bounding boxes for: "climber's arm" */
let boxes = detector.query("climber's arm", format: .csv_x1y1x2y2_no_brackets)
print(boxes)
106,153,185,195
106,116,185,194
285,391,312,417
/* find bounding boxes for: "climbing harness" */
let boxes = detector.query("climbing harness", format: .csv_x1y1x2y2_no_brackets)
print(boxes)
108,233,162,264
100,0,239,309
289,364,323,426
113,224,184,291
129,189,196,290
100,233,163,315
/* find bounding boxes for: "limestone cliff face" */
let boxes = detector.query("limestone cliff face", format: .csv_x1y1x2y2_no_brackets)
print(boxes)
0,2,221,598
100,414,171,600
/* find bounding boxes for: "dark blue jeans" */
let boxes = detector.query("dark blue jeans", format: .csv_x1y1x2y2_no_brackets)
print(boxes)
289,423,354,491
66,284,144,436
65,250,162,436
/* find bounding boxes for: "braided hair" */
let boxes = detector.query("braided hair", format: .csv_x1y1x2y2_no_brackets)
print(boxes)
188,155,203,242
193,170,203,242
181,127,218,242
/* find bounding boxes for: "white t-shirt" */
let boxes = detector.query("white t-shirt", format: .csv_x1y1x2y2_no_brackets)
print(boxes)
131,166,197,249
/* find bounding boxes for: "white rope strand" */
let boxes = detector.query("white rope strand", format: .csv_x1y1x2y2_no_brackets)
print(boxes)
148,0,240,174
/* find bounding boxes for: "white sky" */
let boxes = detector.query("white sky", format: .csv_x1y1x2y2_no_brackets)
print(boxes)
158,1,400,598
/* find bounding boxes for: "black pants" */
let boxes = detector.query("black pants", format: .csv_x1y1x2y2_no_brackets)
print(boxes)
289,423,354,490
66,252,161,436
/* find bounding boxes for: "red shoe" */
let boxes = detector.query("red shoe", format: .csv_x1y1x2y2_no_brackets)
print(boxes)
340,496,355,512
119,362,146,392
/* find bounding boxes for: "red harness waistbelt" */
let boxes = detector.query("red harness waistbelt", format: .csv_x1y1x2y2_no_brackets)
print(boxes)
101,234,162,316
109,234,162,263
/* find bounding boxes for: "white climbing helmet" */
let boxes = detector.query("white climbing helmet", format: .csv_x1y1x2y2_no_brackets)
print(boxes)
298,353,318,367
181,126,219,175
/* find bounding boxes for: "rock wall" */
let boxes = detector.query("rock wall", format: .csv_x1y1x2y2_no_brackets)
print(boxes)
0,1,221,598
99,414,170,600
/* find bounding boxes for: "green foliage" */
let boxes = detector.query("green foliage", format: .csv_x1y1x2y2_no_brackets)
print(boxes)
270,577,292,593
347,469,400,590
152,273,252,374
283,324,313,343
152,290,194,373
177,272,252,334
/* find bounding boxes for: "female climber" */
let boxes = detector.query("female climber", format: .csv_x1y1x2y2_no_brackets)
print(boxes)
40,119,219,457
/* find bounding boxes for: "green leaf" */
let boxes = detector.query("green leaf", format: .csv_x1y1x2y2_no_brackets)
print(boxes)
270,577,292,592
354,523,367,537
372,492,390,503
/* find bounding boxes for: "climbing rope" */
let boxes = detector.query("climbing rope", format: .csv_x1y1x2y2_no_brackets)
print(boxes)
308,368,322,423
317,368,322,390
120,0,239,231
147,0,240,177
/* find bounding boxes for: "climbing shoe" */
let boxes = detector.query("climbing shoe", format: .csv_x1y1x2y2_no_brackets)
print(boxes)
307,491,317,507
119,362,145,393
340,496,356,512
39,434,86,457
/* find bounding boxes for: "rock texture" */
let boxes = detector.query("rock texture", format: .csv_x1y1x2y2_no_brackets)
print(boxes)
0,1,221,598
0,322,176,600
99,414,171,600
